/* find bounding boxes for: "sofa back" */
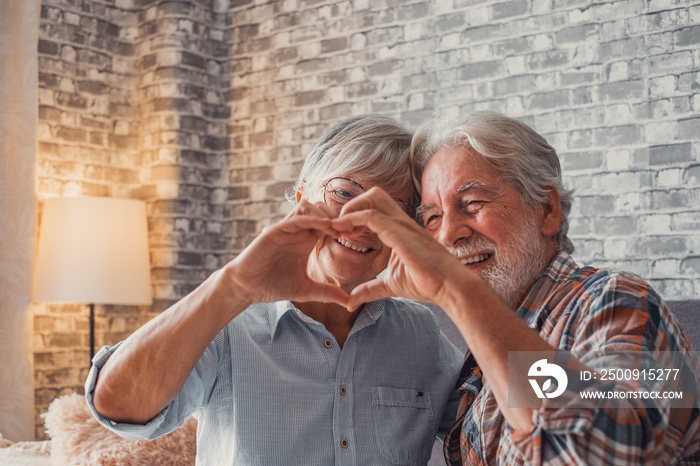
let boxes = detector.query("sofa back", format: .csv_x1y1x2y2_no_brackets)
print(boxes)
429,300,700,352
668,300,700,350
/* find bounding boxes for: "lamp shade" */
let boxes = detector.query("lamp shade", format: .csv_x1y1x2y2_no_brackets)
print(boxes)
33,197,152,305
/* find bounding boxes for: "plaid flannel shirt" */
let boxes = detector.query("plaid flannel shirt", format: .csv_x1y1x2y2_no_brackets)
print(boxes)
444,251,700,465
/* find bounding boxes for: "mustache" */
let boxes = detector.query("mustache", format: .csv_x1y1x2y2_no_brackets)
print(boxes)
446,234,497,258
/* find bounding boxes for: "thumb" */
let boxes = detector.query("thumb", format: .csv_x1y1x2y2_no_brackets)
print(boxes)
298,283,349,308
347,278,392,312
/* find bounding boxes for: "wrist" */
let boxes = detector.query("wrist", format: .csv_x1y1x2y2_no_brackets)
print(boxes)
433,264,482,327
221,261,256,311
179,262,255,331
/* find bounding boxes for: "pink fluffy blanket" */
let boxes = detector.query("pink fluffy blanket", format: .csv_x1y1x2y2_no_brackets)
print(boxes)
43,393,196,465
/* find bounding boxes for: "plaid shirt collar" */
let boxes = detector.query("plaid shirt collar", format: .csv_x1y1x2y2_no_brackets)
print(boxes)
515,250,579,330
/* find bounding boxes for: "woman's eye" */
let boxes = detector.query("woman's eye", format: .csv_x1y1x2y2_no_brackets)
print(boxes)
333,189,355,200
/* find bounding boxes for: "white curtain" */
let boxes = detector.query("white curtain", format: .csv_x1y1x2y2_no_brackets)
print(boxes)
0,0,40,442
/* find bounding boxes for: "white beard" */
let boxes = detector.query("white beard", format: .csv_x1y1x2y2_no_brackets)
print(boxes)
448,213,550,309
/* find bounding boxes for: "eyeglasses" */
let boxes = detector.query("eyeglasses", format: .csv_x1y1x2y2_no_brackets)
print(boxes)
321,177,415,218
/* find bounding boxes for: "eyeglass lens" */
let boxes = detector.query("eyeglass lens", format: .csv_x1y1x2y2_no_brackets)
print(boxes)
324,178,364,207
323,177,414,217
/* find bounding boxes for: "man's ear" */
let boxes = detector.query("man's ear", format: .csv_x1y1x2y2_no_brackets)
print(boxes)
540,187,562,238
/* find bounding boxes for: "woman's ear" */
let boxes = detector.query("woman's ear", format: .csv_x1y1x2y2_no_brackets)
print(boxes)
295,186,303,204
540,187,562,238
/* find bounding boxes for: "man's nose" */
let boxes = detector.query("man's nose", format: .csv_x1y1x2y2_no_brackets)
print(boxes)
436,209,472,248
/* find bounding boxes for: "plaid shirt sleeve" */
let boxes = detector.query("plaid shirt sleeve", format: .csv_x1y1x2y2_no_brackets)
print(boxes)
507,269,700,465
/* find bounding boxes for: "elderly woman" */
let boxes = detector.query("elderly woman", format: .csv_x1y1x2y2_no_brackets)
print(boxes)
85,114,463,465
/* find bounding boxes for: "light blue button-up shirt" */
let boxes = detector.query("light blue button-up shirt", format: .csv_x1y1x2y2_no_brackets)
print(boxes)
85,298,463,465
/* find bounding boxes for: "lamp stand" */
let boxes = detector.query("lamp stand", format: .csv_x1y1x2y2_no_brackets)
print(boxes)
89,303,95,365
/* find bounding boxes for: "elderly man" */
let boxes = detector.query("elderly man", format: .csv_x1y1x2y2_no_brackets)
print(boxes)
333,111,700,464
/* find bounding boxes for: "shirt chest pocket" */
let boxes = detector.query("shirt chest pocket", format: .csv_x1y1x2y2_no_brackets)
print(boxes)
371,386,435,465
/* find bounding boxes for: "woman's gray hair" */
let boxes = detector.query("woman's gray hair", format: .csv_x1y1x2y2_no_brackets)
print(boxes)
287,114,417,207
412,111,575,254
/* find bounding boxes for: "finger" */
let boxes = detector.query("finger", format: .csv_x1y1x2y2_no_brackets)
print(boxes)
311,200,338,218
332,210,419,249
267,216,333,244
292,215,345,239
347,278,392,312
340,187,397,216
327,220,367,238
280,214,333,232
296,283,349,307
331,209,376,231
293,199,337,219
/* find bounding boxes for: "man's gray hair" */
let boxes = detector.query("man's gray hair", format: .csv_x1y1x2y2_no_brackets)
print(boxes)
412,111,575,254
287,114,416,207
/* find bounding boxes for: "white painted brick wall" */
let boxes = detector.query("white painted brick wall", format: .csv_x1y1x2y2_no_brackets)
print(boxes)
225,0,700,300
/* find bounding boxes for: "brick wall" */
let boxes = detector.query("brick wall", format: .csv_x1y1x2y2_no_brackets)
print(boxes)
37,0,140,439
227,0,700,300
35,0,699,438
35,0,236,438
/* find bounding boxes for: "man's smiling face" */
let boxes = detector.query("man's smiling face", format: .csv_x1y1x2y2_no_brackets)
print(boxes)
419,145,553,308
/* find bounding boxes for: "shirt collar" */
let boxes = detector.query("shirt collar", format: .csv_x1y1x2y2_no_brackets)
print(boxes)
267,301,298,338
352,299,386,333
516,250,579,328
540,250,578,282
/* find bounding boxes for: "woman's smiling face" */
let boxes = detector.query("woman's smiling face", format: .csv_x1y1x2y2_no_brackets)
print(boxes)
301,174,414,292
289,114,416,293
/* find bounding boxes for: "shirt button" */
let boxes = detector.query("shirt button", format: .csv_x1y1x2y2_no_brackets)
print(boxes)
324,339,333,348
340,386,347,395
340,438,349,448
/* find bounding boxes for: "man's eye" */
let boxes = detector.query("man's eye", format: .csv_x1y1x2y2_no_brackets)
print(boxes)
423,214,440,228
465,201,486,212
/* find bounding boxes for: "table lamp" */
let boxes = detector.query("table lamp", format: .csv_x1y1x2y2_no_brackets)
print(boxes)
33,197,153,364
